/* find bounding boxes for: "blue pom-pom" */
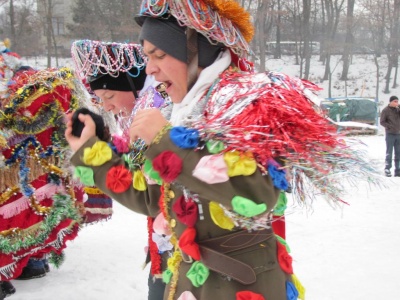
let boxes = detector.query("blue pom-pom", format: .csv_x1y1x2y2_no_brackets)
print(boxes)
170,126,199,149
268,163,288,191
286,281,299,300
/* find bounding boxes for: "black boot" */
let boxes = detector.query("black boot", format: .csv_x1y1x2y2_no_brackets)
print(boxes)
0,281,16,298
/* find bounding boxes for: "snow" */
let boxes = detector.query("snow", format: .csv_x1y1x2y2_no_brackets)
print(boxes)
8,55,400,299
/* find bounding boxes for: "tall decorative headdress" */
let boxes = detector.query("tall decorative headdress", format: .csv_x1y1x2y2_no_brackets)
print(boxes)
138,0,254,57
71,40,147,82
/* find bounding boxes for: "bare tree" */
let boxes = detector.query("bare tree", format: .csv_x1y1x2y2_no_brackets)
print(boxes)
384,0,400,93
340,0,355,81
302,0,312,79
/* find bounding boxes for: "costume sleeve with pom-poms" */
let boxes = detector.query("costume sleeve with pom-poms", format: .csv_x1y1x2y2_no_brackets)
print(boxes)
70,136,162,217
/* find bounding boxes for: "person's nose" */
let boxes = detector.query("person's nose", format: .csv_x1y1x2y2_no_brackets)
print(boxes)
102,100,114,113
145,59,158,76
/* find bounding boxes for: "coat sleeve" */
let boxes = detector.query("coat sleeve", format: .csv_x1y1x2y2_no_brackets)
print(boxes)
70,137,161,217
145,130,280,213
380,107,389,128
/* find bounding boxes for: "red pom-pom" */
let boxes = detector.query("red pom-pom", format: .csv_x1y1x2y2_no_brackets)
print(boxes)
236,291,265,300
152,151,182,183
276,240,293,274
178,227,200,261
106,165,132,193
172,195,198,227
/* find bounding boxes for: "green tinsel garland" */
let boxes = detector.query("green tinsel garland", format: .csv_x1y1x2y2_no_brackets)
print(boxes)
48,251,65,269
0,193,82,254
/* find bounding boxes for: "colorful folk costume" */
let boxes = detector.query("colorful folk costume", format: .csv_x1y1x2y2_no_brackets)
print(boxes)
69,1,381,299
71,39,172,289
0,68,81,279
0,47,92,280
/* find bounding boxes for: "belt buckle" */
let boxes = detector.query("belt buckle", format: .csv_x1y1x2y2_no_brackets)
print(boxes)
179,248,193,263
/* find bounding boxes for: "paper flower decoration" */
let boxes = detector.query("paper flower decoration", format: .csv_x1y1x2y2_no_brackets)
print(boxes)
276,240,293,274
209,201,234,230
143,159,162,185
186,261,209,287
133,170,147,191
152,151,183,183
206,140,225,154
112,134,130,153
170,126,200,148
267,162,288,191
83,141,112,166
231,196,267,217
172,195,198,227
178,227,200,261
74,166,95,186
192,154,229,184
236,291,265,300
177,291,197,300
224,150,257,177
286,281,299,300
105,165,132,193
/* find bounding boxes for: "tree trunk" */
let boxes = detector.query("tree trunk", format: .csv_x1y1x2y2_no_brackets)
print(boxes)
303,0,311,79
340,0,355,81
9,0,16,46
274,0,282,59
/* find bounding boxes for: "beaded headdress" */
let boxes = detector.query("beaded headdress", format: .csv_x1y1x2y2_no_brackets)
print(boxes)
71,40,147,83
138,0,254,56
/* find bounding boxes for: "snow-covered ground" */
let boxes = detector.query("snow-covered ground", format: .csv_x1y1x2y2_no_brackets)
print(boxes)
7,55,400,299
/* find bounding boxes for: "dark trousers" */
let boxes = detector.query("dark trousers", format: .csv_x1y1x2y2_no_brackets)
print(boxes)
385,133,400,173
148,274,166,300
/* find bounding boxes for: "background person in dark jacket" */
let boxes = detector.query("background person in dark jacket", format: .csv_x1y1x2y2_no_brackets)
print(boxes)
380,95,400,177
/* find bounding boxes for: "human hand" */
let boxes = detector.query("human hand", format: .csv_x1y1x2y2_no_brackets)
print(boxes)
65,112,97,152
129,109,168,145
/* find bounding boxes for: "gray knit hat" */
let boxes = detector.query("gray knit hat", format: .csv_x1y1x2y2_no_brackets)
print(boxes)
138,17,224,68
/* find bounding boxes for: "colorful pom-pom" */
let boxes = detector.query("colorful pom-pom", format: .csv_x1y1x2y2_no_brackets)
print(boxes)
177,291,197,300
162,269,173,284
170,126,200,148
133,170,147,191
267,162,288,191
152,151,183,183
231,196,267,217
83,141,112,166
236,291,265,300
292,274,306,300
192,154,229,184
206,140,225,154
276,240,293,274
178,227,200,261
224,150,257,177
143,159,162,185
152,232,173,252
186,261,209,287
275,235,291,253
273,191,287,216
74,166,95,186
112,134,130,153
172,195,198,227
286,281,299,300
209,201,235,230
105,165,132,193
153,212,172,236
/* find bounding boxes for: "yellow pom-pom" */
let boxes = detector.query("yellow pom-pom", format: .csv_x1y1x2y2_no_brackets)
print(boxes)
292,274,306,300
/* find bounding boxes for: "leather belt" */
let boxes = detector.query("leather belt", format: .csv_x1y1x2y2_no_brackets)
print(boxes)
193,228,273,285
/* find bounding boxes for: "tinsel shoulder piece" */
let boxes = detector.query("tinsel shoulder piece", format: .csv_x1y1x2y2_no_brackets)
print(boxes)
139,0,254,56
71,40,147,81
189,70,382,205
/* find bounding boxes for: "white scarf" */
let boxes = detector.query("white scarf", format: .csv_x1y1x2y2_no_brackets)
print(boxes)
169,50,232,126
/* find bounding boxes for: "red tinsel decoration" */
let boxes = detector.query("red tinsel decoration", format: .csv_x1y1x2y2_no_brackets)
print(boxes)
147,216,162,276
